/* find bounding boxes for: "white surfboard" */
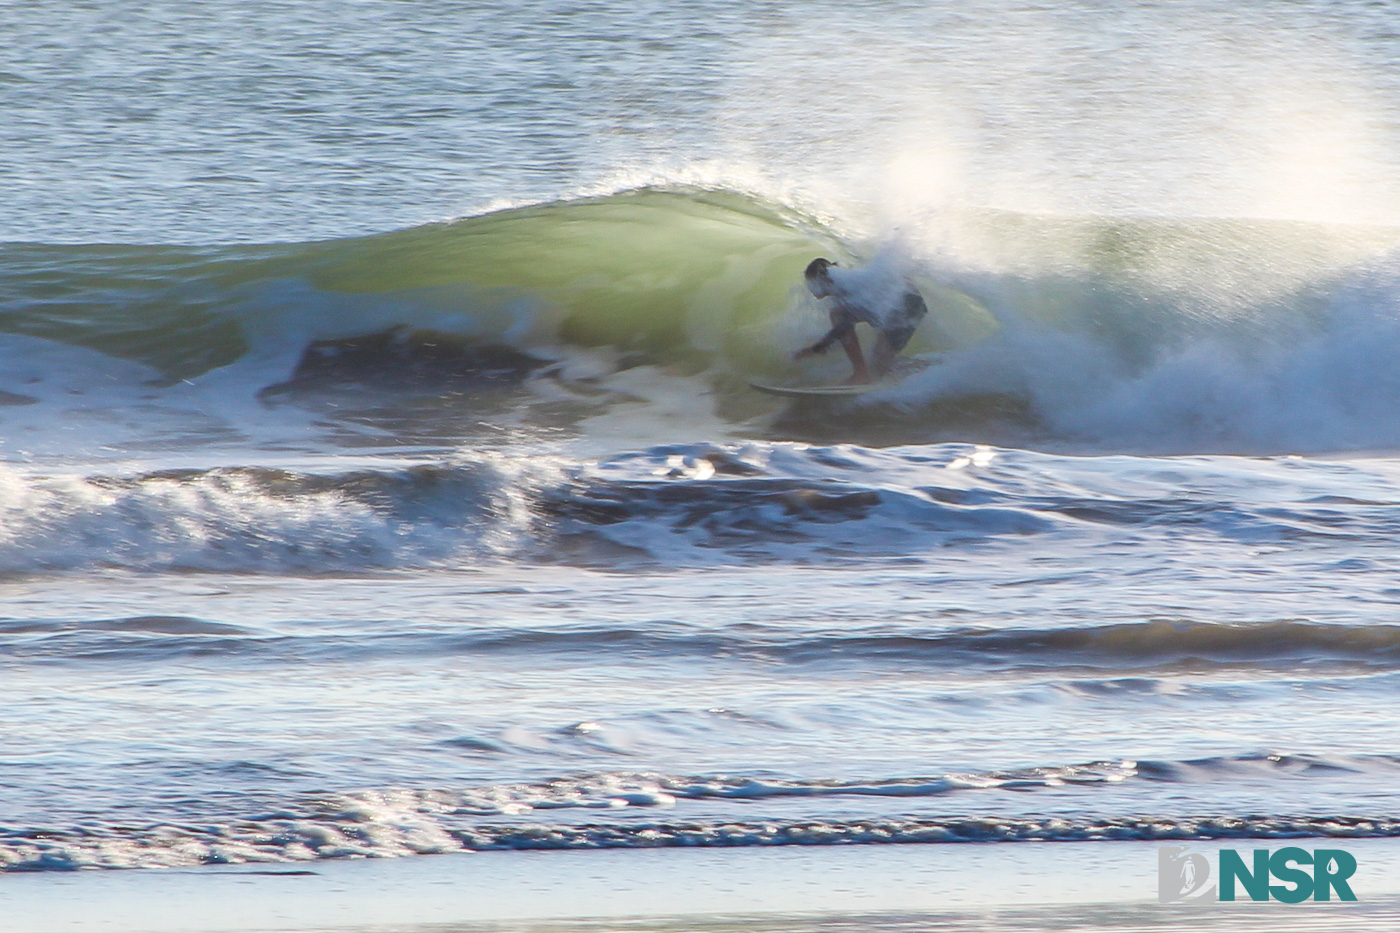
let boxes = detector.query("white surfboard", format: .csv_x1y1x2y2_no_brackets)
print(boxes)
749,356,937,399
747,380,895,399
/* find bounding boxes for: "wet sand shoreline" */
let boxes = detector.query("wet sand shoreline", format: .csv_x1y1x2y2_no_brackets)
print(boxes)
6,837,1400,933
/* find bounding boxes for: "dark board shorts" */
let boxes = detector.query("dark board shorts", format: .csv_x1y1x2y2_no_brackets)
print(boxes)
881,290,928,352
882,322,920,354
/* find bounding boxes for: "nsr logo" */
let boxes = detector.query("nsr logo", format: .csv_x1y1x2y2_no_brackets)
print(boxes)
1159,846,1358,903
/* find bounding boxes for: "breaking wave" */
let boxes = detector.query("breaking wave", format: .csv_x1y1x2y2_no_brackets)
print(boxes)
9,185,1400,452
0,443,1376,574
6,756,1400,871
2,440,1399,574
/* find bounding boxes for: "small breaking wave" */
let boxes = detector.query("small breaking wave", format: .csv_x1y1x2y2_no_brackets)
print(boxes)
6,758,1400,871
11,815,1400,872
0,443,1050,575
1,441,1399,574
0,458,550,574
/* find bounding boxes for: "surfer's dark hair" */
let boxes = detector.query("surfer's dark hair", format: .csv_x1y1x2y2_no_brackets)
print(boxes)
805,257,835,280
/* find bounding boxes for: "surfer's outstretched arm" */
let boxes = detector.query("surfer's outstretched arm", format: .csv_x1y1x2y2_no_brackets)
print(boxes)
794,320,849,358
793,316,871,384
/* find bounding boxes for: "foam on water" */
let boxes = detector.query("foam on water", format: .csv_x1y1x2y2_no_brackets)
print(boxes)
1,441,1398,574
8,757,1400,871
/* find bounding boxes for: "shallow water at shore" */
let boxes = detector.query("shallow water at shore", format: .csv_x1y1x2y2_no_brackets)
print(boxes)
9,842,1400,933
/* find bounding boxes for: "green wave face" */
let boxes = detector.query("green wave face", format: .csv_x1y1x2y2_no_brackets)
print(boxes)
0,242,258,381
0,188,870,380
299,188,839,369
15,182,1383,400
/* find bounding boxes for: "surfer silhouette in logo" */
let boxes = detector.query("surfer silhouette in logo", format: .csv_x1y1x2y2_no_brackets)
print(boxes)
793,257,928,384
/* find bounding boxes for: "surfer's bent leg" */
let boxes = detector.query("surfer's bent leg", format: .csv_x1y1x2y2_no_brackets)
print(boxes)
872,323,917,376
839,328,870,384
871,290,927,376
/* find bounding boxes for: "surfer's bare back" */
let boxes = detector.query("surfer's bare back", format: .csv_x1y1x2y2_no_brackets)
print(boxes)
794,257,928,384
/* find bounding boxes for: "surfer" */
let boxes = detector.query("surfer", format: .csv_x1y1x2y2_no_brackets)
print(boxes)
793,257,928,384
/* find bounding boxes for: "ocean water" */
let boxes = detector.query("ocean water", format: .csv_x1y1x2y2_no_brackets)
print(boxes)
4,0,1400,875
